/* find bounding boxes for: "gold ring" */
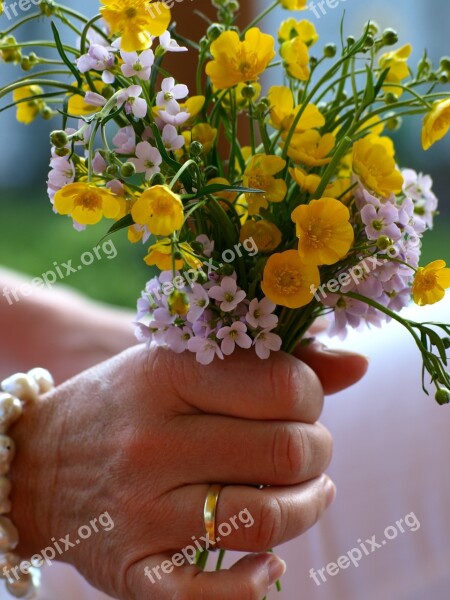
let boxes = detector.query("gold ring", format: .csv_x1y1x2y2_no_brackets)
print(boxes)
203,484,223,546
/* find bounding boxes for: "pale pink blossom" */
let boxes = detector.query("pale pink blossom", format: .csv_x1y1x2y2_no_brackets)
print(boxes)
159,31,188,53
162,124,185,151
117,85,147,119
120,49,154,80
187,337,224,365
156,77,189,112
217,322,252,355
130,141,162,179
254,329,282,359
112,125,136,154
246,298,278,330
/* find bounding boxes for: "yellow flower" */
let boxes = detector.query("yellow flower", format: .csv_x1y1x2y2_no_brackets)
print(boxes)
144,238,202,270
183,123,217,154
287,130,335,167
240,220,282,253
268,86,324,132
280,37,310,81
278,18,318,46
325,177,353,203
280,0,308,9
412,260,450,306
289,167,321,194
352,135,404,198
13,85,44,124
206,28,275,90
53,182,121,225
131,185,184,236
422,99,450,151
379,44,412,96
292,197,354,266
68,81,107,116
100,0,170,52
261,250,320,309
243,154,287,216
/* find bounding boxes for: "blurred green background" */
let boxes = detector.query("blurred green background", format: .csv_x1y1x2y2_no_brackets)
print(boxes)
0,0,449,309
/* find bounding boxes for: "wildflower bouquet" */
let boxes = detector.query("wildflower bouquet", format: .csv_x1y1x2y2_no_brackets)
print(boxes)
2,0,450,412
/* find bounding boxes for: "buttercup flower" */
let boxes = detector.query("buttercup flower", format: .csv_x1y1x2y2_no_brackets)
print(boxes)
289,167,321,194
144,239,201,270
13,85,44,124
287,130,335,167
239,220,282,253
280,36,310,81
261,250,320,309
268,86,324,132
243,154,287,215
412,260,450,306
206,28,275,90
279,0,308,9
353,135,404,198
278,18,318,46
100,0,170,52
131,185,184,236
379,44,412,96
422,99,450,150
292,197,354,266
53,182,121,225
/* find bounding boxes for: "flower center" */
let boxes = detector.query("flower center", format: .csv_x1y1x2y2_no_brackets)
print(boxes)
371,219,384,231
304,221,332,248
224,292,235,302
275,267,303,295
125,7,138,19
76,191,102,211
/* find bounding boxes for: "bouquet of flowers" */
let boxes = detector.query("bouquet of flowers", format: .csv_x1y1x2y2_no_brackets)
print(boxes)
1,0,450,408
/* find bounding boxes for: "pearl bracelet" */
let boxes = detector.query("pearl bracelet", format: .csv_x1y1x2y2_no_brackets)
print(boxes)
0,369,55,599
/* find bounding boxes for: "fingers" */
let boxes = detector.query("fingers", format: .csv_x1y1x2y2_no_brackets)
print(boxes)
165,475,336,552
172,416,333,486
126,552,287,600
294,340,369,395
150,346,324,423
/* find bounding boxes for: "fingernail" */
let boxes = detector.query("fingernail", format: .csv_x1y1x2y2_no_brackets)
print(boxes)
267,556,287,587
323,348,370,362
324,476,337,508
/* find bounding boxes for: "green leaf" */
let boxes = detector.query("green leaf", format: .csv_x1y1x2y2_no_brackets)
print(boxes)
102,214,134,240
197,184,264,196
51,22,83,88
373,68,391,98
362,64,375,106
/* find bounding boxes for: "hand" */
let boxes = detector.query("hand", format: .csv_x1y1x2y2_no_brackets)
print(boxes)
9,344,367,599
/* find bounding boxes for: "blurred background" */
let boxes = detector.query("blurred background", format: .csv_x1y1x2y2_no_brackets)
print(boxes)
0,0,448,308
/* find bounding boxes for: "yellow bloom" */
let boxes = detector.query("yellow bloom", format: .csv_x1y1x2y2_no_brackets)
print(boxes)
292,197,354,266
287,130,335,167
268,86,324,132
352,135,404,198
261,250,320,309
412,260,450,306
280,37,310,81
379,44,412,96
278,18,318,46
68,81,107,116
54,182,121,225
243,154,287,216
183,123,217,154
325,177,353,203
100,0,170,52
13,85,44,124
206,28,275,90
422,99,450,150
131,185,184,236
240,220,282,253
280,0,308,9
289,167,321,194
144,238,202,270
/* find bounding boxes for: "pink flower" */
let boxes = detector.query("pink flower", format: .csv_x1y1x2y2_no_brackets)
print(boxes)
117,85,147,119
165,326,193,353
77,43,116,84
112,125,136,154
84,91,106,107
196,235,214,258
157,104,190,127
162,124,185,151
159,31,188,53
217,322,252,355
156,77,189,112
246,297,278,330
188,337,224,365
92,151,107,175
130,141,162,180
120,49,154,80
254,329,282,359
208,277,246,312
187,284,210,323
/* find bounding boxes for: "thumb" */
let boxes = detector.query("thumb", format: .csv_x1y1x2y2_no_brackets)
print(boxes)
124,551,287,600
294,340,369,395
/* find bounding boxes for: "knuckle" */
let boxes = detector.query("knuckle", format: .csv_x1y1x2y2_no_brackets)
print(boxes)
252,496,284,550
270,424,307,482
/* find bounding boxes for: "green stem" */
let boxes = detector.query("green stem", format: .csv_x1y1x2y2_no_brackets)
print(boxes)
241,1,279,35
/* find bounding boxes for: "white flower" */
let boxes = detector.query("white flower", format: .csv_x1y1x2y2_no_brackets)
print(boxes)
162,124,185,152
217,322,252,355
208,277,246,312
159,31,188,53
117,85,147,119
187,337,224,365
156,77,189,112
254,329,282,360
130,141,162,180
246,298,278,330
120,49,154,81
112,125,136,155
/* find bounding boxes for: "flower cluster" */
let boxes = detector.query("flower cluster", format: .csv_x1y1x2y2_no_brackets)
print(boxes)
2,0,450,402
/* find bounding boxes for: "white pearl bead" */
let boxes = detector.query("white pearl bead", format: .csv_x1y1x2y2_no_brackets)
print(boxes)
0,437,15,477
0,394,23,435
6,568,39,598
0,517,19,552
1,375,39,403
27,368,54,394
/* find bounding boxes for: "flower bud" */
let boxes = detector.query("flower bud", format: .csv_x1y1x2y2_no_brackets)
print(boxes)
364,35,375,49
323,44,337,58
196,270,209,284
55,147,70,157
207,23,225,42
218,264,234,276
241,84,256,100
440,57,450,71
439,71,449,84
105,164,119,177
120,162,136,178
364,21,380,36
0,36,22,64
384,92,398,104
435,388,450,405
309,56,318,68
346,36,356,46
21,57,32,71
382,28,399,46
41,106,53,120
50,130,69,149
377,236,393,251
386,115,402,131
168,290,190,316
40,0,57,16
190,141,203,157
150,173,166,186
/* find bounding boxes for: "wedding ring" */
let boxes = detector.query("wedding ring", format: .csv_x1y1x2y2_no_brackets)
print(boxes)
203,484,223,546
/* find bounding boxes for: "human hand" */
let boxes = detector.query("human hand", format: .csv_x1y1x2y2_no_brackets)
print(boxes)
10,343,367,600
